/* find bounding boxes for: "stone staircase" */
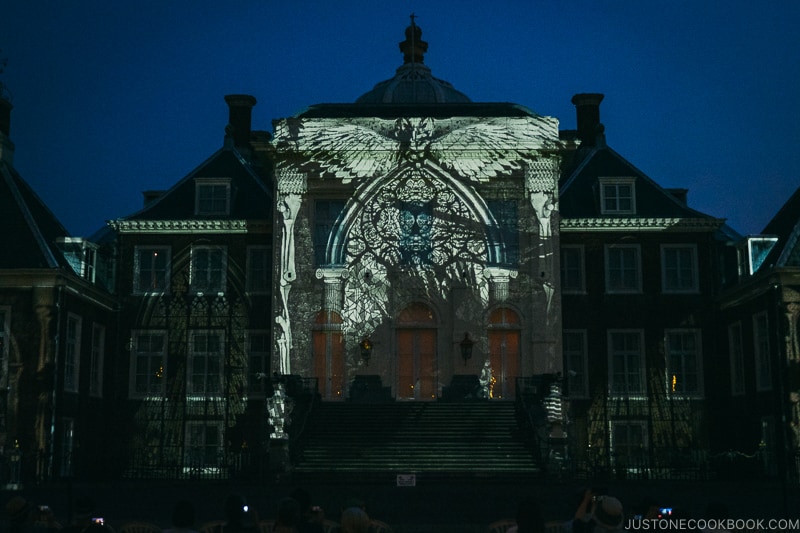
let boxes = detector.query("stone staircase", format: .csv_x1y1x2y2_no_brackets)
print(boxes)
290,401,541,481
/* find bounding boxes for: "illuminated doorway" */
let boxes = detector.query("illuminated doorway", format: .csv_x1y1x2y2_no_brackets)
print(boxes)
312,310,345,400
396,302,438,400
487,307,521,399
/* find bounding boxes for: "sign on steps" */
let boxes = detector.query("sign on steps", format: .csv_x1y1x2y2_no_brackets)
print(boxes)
396,474,416,487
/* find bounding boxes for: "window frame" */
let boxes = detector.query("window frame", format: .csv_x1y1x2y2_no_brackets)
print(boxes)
129,330,167,399
194,178,231,216
133,245,171,295
728,321,745,395
753,311,772,391
604,244,642,293
64,313,82,393
89,322,105,398
610,420,648,462
665,329,703,398
661,244,699,293
607,329,645,397
60,417,75,477
599,177,636,215
184,421,224,469
560,245,586,294
188,330,225,397
563,329,588,398
190,245,228,295
246,246,271,294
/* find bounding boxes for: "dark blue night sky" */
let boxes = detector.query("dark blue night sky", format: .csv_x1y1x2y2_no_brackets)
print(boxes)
2,1,798,237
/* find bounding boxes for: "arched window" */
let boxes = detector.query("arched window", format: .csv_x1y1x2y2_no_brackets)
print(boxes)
487,307,521,399
312,310,344,400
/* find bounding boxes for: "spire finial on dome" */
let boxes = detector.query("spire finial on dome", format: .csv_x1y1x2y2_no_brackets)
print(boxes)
399,14,428,64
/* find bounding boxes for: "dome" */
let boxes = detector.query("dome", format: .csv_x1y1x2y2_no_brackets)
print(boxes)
356,21,471,105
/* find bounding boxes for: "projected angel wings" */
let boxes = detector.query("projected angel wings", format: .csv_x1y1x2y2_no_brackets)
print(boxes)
275,116,559,182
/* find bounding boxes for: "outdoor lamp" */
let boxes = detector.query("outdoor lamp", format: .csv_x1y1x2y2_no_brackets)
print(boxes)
360,337,373,365
460,332,474,365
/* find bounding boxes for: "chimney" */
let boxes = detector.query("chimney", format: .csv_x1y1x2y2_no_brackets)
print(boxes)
0,96,14,164
224,94,257,148
571,93,604,147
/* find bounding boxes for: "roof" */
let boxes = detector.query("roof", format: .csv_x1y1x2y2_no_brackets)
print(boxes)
116,145,272,223
292,102,539,119
761,185,800,268
1,161,72,269
559,142,725,224
355,22,472,105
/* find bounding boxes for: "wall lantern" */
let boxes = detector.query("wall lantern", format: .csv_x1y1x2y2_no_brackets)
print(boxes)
360,337,373,366
460,332,474,366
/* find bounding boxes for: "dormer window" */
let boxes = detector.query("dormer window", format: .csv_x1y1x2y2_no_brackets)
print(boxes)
599,177,636,215
195,178,231,216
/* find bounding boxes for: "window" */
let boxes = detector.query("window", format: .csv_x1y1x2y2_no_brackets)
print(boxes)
738,237,778,277
661,245,698,292
134,246,170,294
64,314,81,393
610,421,647,462
130,331,166,398
599,177,636,215
399,200,433,266
89,323,105,398
185,422,223,468
314,200,346,265
753,312,772,391
189,332,224,396
487,200,519,265
561,246,585,293
60,418,75,477
728,322,745,395
608,330,644,395
563,330,588,398
247,332,270,398
195,178,231,216
605,245,641,293
665,329,703,397
190,246,227,294
246,246,271,293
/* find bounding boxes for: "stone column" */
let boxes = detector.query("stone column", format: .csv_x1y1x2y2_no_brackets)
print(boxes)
274,168,306,376
483,267,518,304
315,267,349,313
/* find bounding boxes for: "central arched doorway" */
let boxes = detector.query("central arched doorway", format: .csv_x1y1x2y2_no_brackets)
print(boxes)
396,302,438,400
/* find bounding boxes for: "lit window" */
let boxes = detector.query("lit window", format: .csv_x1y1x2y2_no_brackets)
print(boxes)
130,331,166,398
599,177,636,215
605,245,641,293
561,246,585,293
195,179,231,216
665,329,702,397
65,314,82,393
608,330,644,395
563,330,588,397
90,323,105,398
189,332,224,396
728,322,745,395
134,246,170,294
312,311,345,400
399,200,433,266
246,246,271,293
753,312,772,391
661,245,698,292
191,246,227,294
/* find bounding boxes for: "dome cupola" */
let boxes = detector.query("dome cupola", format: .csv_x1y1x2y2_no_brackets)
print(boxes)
356,17,472,105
